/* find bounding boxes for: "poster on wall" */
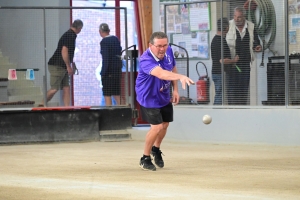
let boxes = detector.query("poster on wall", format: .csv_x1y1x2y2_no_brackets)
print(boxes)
171,31,209,59
197,31,209,59
162,0,211,59
289,0,297,14
297,0,300,14
291,16,300,29
289,30,297,44
189,2,211,31
159,1,179,32
167,14,175,33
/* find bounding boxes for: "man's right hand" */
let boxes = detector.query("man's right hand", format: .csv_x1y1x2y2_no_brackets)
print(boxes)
67,66,73,75
234,55,239,62
179,76,195,90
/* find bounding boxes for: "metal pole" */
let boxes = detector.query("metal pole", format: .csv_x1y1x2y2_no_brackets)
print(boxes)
164,4,167,33
124,7,129,106
133,45,138,126
43,8,48,107
284,0,289,106
221,0,224,106
130,51,134,109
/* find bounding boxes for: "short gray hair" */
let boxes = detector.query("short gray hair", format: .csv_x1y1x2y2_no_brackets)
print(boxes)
72,19,83,29
234,6,246,16
99,23,110,32
149,32,168,44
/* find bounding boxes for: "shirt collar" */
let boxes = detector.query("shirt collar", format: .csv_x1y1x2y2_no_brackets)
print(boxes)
235,21,248,33
149,48,160,62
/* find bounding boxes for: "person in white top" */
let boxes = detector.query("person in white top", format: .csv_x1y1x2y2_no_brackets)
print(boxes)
226,6,261,105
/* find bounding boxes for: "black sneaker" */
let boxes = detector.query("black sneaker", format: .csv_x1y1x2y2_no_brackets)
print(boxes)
151,149,164,168
139,156,156,171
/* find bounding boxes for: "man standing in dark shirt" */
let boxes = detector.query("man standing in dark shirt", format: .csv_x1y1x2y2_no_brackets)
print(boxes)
46,19,83,106
211,18,239,105
99,23,122,106
226,7,261,105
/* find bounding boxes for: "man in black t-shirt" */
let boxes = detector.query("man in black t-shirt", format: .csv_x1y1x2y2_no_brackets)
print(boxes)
45,19,83,106
211,18,239,105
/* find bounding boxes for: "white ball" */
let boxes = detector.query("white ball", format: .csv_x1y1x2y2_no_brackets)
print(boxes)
202,115,212,125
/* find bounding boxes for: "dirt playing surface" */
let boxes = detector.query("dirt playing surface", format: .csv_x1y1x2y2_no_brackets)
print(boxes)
0,140,300,200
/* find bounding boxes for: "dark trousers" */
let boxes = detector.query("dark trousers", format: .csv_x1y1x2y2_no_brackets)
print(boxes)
227,65,250,105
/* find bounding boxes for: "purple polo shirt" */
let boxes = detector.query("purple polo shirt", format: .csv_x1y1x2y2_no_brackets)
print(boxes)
135,46,176,108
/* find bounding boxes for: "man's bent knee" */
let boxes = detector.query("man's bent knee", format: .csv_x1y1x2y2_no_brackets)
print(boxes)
162,122,169,129
150,123,165,133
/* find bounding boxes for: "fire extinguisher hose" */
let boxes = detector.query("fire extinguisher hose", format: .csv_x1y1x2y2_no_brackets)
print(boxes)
196,61,208,80
246,0,277,67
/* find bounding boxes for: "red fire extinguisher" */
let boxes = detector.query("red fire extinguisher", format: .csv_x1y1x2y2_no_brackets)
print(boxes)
196,61,210,104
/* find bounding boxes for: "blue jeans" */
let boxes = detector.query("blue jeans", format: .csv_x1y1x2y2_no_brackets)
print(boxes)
212,74,222,105
227,68,250,105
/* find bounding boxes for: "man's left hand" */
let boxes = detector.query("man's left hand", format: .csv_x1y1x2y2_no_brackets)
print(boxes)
171,90,180,105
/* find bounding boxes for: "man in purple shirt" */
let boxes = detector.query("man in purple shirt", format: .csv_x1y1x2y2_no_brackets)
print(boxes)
136,32,194,171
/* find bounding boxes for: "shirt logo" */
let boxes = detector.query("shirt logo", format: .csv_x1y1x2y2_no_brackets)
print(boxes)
160,82,171,92
165,54,172,65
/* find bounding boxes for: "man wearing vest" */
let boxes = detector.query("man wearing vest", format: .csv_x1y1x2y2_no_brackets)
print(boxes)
226,7,261,105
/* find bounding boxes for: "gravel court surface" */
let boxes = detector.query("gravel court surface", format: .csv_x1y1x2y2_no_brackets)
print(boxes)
0,139,300,200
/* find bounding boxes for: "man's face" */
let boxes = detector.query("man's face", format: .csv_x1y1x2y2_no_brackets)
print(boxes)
99,30,104,38
149,38,168,60
75,27,83,34
234,11,245,26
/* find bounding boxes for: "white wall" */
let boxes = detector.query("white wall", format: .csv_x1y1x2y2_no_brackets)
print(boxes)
168,107,300,146
130,106,300,146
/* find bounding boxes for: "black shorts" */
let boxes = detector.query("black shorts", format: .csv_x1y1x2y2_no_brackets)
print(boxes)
140,103,173,125
102,75,121,96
